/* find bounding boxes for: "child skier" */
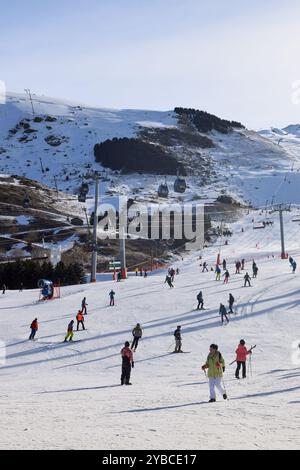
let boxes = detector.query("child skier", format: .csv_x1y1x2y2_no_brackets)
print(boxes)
235,339,252,379
29,318,38,340
202,344,227,402
131,323,143,351
223,270,230,284
64,320,74,342
120,341,134,385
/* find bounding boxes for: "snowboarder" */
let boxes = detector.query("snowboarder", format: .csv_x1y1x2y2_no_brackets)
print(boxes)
235,339,252,379
81,297,88,315
165,274,174,288
215,265,221,281
29,318,38,340
120,341,134,385
228,293,235,314
109,290,116,306
174,326,182,353
131,323,143,351
219,303,229,324
223,270,230,284
244,272,251,287
197,291,204,310
76,310,85,331
202,344,227,402
202,262,208,273
292,260,297,273
64,320,74,342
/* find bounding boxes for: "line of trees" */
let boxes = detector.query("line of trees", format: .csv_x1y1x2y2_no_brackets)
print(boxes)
0,260,85,289
174,107,244,134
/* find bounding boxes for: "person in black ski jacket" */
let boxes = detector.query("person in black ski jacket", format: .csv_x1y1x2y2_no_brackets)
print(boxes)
174,326,182,352
197,291,204,310
81,297,88,315
228,293,235,313
244,272,251,287
165,275,174,288
109,290,116,306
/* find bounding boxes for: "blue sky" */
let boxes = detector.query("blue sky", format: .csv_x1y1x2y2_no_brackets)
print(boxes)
1,0,300,128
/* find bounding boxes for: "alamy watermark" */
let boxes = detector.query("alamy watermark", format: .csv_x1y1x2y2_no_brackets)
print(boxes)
95,197,205,251
0,80,6,105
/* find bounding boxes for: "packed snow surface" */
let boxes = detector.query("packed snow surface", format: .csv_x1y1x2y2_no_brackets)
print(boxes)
0,211,299,449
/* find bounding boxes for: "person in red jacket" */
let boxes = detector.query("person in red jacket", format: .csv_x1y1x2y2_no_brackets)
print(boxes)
76,310,85,331
235,339,252,379
120,341,134,385
29,318,38,340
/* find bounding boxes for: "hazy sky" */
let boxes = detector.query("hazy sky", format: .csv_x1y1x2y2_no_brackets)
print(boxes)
1,0,300,128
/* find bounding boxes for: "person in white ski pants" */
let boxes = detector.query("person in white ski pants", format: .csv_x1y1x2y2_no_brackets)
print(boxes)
209,378,225,400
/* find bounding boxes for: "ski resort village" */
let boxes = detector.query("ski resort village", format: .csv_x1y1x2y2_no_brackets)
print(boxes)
1,0,300,453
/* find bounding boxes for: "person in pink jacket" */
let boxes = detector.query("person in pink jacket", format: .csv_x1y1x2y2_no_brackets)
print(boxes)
235,339,252,379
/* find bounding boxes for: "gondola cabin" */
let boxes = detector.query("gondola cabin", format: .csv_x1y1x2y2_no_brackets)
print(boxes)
158,179,169,198
174,176,187,193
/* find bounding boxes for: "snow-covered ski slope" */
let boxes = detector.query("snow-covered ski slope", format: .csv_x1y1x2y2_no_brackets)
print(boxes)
1,92,299,207
0,212,299,450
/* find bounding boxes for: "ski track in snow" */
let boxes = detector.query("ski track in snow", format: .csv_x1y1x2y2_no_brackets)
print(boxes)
0,213,300,449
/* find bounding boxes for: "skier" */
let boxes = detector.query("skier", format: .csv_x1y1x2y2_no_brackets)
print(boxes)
219,303,229,324
29,318,38,340
202,344,227,402
174,325,182,353
131,323,143,351
165,274,174,288
64,320,74,342
135,267,139,277
109,290,116,306
202,262,208,273
19,282,24,292
292,260,297,273
76,310,85,331
223,270,230,284
197,291,204,310
81,297,88,315
170,268,175,282
117,271,122,282
289,256,294,267
235,339,252,379
228,293,235,314
253,265,258,278
120,341,134,385
222,259,227,270
215,265,221,281
244,272,251,287
144,269,148,278
235,261,241,274
241,259,245,270
176,268,180,275
2,284,6,294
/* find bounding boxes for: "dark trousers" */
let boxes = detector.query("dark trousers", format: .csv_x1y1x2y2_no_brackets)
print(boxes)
131,337,140,350
236,361,246,378
244,279,251,287
221,313,229,323
197,301,204,309
29,329,37,340
77,320,85,331
121,365,131,385
110,298,115,306
228,302,234,313
82,306,87,315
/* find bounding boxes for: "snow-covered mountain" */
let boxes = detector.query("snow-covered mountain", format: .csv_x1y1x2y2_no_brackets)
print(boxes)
1,92,300,208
